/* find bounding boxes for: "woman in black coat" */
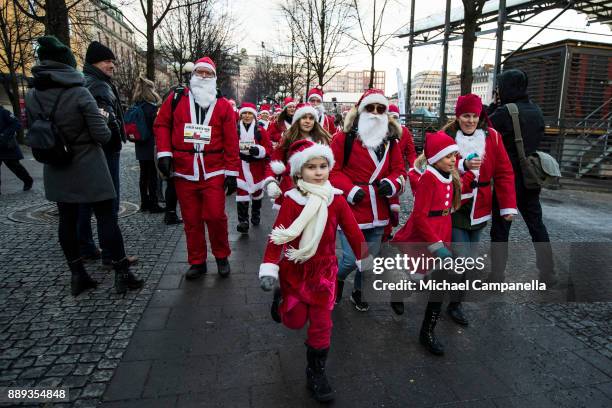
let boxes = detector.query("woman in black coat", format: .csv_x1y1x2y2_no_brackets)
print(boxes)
0,105,33,193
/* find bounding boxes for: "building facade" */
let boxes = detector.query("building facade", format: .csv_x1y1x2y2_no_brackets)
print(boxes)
324,70,386,94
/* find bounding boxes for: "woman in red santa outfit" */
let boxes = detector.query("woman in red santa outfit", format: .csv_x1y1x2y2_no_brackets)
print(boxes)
441,93,516,326
257,104,271,130
392,131,463,356
267,97,297,144
235,102,272,234
330,89,407,313
307,86,337,136
154,56,240,280
259,139,368,402
264,103,332,210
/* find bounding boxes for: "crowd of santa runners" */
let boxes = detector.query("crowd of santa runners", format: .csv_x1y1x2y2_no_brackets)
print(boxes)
25,39,557,403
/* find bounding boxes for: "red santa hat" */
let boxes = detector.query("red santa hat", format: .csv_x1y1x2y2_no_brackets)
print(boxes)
292,103,318,124
357,88,388,113
239,102,257,116
283,97,296,108
455,93,482,117
425,131,459,165
307,86,324,102
259,104,271,114
192,56,216,75
388,104,400,119
274,107,282,114
287,139,335,177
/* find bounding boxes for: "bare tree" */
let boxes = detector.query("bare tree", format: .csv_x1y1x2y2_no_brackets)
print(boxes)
350,0,401,89
280,0,353,88
461,0,486,95
113,51,144,104
242,54,298,105
157,0,236,93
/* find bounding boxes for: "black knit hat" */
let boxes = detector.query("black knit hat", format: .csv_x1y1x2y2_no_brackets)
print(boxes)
85,41,116,64
37,36,77,68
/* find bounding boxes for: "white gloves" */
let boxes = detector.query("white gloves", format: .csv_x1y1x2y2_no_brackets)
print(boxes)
266,182,282,199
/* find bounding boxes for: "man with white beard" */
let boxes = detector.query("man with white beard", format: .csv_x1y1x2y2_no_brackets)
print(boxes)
307,87,336,135
330,89,407,311
154,56,240,280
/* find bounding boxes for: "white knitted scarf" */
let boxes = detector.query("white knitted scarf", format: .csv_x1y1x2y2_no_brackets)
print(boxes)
270,179,334,263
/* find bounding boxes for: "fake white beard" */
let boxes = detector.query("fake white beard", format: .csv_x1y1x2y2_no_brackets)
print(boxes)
357,112,389,149
190,76,217,108
456,129,486,160
313,103,325,117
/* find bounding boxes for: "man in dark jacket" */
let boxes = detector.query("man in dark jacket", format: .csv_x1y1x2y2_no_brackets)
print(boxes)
488,69,555,285
0,105,33,193
78,41,136,266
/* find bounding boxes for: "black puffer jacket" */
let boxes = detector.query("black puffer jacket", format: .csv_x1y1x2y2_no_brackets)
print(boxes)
83,63,126,153
488,69,545,171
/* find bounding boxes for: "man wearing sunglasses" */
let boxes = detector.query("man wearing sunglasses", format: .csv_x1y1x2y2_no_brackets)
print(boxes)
330,89,407,312
154,56,240,280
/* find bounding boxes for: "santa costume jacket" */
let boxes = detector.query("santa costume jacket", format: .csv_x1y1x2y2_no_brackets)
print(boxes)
267,119,290,144
319,114,337,136
236,121,272,198
154,87,240,180
398,124,417,169
330,109,407,229
259,188,367,310
451,126,517,225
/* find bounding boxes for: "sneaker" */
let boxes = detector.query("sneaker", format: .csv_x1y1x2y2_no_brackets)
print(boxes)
350,289,369,312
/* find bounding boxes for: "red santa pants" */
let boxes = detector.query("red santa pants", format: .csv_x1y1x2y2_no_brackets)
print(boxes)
174,176,231,265
280,298,333,349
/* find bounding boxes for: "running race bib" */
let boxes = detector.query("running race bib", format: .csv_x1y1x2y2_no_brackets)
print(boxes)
184,123,212,144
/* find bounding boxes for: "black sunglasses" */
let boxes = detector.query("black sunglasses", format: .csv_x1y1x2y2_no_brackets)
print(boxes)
365,104,386,114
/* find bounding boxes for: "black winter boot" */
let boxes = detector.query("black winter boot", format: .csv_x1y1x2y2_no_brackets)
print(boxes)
236,202,250,233
271,287,282,323
164,211,183,225
334,280,345,305
306,345,335,402
216,257,231,277
69,258,98,297
447,302,469,326
185,263,206,280
251,199,262,226
419,305,444,355
114,258,144,294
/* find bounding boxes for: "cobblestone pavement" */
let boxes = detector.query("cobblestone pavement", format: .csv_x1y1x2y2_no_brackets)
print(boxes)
1,146,611,407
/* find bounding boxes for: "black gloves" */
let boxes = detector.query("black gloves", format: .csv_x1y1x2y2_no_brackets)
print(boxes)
249,146,260,157
239,152,252,162
224,175,237,196
377,180,393,197
352,188,366,204
158,157,173,178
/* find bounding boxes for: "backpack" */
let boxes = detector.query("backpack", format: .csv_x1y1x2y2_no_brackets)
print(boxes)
506,103,561,189
124,102,151,143
27,88,73,166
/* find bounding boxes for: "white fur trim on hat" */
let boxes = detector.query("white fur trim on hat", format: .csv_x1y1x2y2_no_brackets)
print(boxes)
270,160,286,175
193,62,216,74
239,107,257,116
288,143,335,177
308,94,323,102
427,144,459,165
292,105,318,124
358,94,389,113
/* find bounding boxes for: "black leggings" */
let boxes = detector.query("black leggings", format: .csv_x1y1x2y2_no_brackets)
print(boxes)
139,160,159,204
165,178,178,212
57,200,126,263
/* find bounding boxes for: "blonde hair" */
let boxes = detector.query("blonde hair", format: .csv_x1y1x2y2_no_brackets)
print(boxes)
133,76,161,105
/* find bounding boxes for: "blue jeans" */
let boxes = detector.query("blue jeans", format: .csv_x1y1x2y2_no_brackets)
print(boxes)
78,151,120,259
338,226,385,291
451,227,482,258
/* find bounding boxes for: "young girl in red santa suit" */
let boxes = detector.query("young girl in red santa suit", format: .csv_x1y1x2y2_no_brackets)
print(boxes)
235,102,272,234
264,103,332,210
259,139,368,402
392,131,463,356
441,93,516,327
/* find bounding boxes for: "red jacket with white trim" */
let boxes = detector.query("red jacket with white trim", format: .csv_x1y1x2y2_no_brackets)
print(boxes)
153,88,240,181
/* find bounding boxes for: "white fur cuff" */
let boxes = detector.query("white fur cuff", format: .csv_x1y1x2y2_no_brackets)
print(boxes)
157,151,173,159
254,145,266,159
500,208,518,216
270,160,286,175
259,263,279,280
347,186,363,204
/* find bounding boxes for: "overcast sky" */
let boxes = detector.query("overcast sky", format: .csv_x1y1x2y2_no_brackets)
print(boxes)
125,0,611,95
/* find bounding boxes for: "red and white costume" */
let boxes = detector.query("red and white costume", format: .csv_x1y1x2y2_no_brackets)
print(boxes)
392,131,460,277
307,87,336,135
454,127,517,224
330,95,407,230
236,104,272,202
154,57,240,265
267,97,296,144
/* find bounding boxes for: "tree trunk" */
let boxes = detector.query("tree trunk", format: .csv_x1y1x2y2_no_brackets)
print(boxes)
369,0,376,89
45,0,70,46
460,0,485,95
146,0,156,81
